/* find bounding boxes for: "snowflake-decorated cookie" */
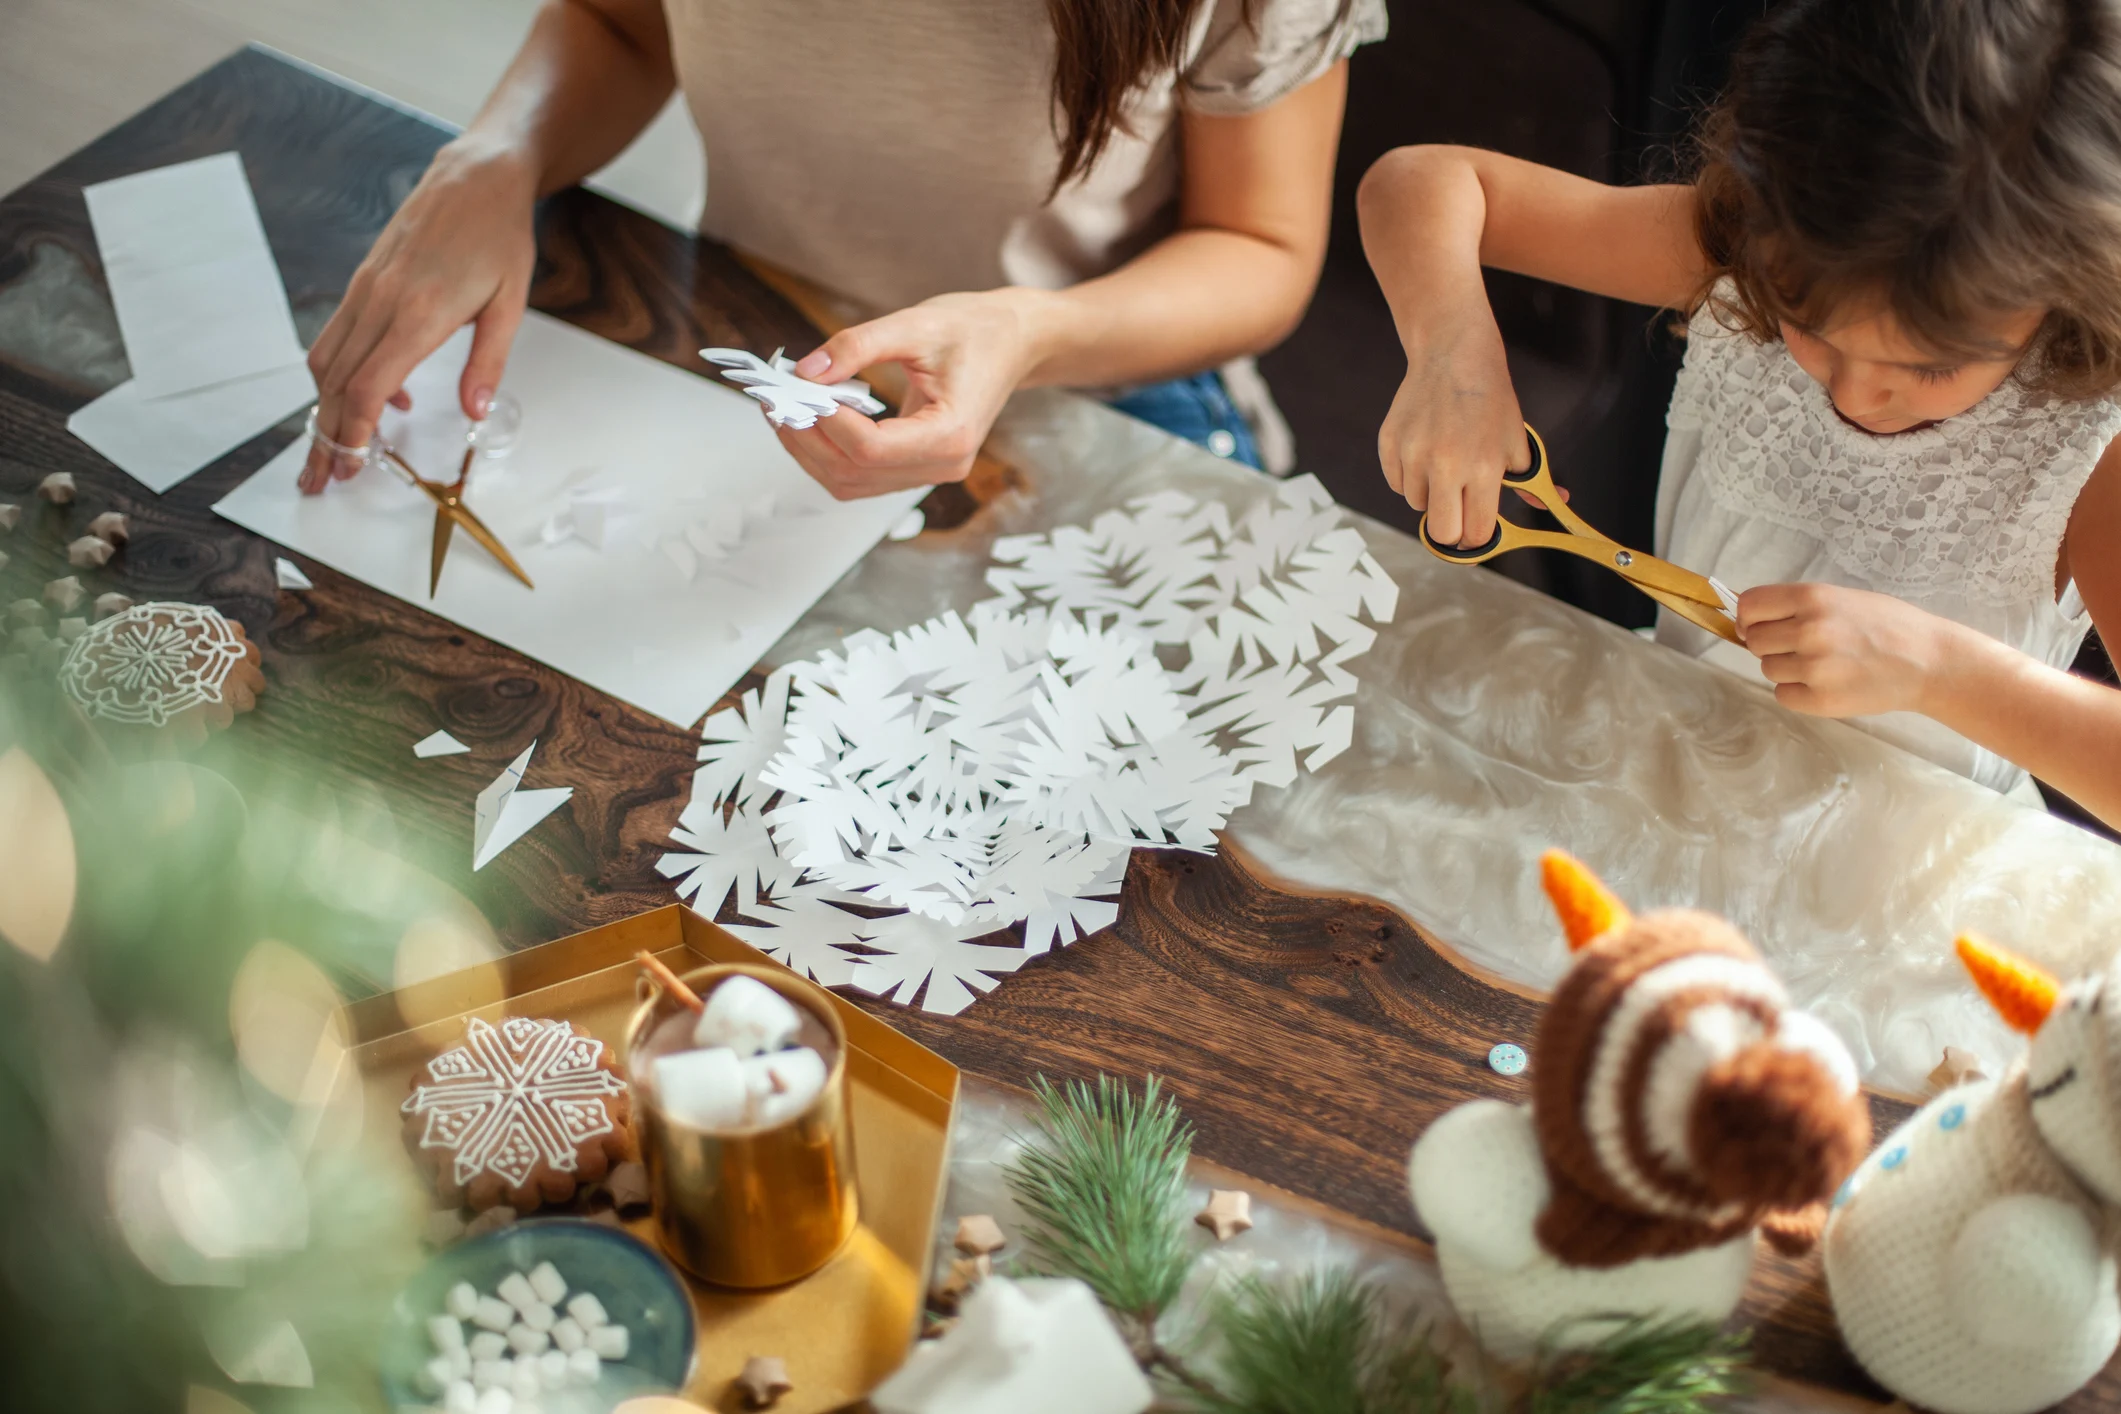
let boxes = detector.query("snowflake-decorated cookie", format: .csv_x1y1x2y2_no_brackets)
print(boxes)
401,1017,633,1212
58,601,265,746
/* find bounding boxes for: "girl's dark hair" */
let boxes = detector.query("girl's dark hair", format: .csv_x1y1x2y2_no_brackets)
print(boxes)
1694,0,2121,397
1046,0,1211,189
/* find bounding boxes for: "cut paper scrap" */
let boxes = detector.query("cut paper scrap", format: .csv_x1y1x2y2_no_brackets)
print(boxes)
539,483,625,551
700,348,886,430
68,363,315,494
273,557,312,591
413,730,470,759
472,740,573,871
82,153,306,400
215,313,925,727
651,475,1400,1014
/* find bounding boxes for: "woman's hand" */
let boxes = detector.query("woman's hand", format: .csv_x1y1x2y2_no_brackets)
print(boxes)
773,290,1048,500
1376,296,1531,547
298,140,539,494
1737,582,1956,717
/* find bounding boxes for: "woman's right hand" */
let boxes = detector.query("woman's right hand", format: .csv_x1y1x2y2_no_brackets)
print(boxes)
1376,295,1531,549
299,139,540,493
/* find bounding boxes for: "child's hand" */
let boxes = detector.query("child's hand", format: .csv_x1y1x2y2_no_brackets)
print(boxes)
1736,583,1955,717
1376,301,1530,548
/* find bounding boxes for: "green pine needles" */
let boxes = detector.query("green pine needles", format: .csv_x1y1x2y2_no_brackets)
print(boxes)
1006,1073,1197,1336
999,1073,1753,1414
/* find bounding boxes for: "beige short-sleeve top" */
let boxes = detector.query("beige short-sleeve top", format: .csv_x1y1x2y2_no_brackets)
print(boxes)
662,0,1387,317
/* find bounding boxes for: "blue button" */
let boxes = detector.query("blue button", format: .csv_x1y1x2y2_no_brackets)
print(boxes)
1880,1146,1907,1170
1488,1043,1528,1077
1832,1175,1857,1209
1939,1104,1966,1131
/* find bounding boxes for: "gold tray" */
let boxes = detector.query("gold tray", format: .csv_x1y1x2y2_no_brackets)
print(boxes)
337,904,959,1413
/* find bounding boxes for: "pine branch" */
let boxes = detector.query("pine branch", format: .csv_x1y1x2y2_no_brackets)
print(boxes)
1182,1268,1472,1414
1526,1320,1751,1414
1004,1073,1197,1333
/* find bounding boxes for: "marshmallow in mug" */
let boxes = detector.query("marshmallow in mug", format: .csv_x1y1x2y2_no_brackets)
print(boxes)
692,974,803,1056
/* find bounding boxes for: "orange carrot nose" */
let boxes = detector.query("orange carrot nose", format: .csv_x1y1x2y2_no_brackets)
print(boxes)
1956,933,2061,1035
1541,850,1631,952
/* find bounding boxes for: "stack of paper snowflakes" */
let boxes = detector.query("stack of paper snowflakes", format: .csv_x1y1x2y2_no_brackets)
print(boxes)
655,476,1399,1015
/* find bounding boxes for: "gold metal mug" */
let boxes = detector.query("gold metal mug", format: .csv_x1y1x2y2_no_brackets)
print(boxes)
625,962,859,1288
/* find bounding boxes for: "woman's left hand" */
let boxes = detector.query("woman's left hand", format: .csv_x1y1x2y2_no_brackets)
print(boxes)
773,290,1048,500
1736,582,1957,717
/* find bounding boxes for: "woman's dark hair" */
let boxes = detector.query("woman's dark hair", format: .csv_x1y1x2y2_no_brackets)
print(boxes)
1046,0,1212,188
1693,0,2121,396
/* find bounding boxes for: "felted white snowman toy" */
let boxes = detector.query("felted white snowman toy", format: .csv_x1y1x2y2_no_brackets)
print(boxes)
1409,851,1872,1361
1824,935,2121,1414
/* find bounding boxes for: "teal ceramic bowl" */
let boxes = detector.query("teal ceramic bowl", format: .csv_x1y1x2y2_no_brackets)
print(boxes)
380,1219,695,1410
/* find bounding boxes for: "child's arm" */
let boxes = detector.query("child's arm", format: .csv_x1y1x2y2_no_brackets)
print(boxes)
1736,443,2121,825
1356,146,1707,547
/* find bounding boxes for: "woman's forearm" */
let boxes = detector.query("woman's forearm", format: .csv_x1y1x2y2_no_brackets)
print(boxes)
455,0,676,195
1922,623,2121,825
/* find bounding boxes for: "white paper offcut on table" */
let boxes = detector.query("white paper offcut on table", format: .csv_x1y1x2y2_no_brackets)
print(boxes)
71,152,315,491
82,153,307,399
214,312,925,727
472,741,572,870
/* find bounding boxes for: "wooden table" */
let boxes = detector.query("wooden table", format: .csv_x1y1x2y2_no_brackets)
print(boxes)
2,47,2102,1410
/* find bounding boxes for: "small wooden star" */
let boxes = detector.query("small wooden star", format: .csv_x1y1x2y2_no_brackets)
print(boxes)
930,1254,990,1310
1928,1046,1986,1093
953,1213,1006,1256
736,1355,793,1408
1196,1189,1253,1242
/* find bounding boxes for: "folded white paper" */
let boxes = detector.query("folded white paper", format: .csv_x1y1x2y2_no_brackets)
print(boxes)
273,556,313,590
83,153,307,400
214,312,924,727
67,362,316,493
414,730,470,759
472,741,572,870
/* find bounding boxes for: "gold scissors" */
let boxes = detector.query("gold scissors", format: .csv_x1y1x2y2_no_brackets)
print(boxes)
379,443,535,598
1417,424,1740,645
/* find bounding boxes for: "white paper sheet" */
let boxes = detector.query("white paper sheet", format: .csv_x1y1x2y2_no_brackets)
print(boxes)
67,363,316,493
472,742,572,870
214,312,925,727
83,153,307,399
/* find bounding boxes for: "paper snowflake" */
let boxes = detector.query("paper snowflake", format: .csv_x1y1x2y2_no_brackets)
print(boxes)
653,476,1397,1014
700,348,886,430
400,1017,627,1189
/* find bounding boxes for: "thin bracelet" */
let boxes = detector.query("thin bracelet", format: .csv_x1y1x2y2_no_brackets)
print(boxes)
303,405,371,461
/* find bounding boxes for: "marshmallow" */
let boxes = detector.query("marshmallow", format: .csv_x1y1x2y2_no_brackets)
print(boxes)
538,1349,569,1386
655,1046,748,1130
445,1380,478,1414
550,1318,584,1354
423,1354,457,1394
446,1283,481,1322
568,1348,601,1386
468,1331,509,1362
471,1358,510,1390
743,1046,828,1127
507,1323,549,1356
429,1315,467,1356
450,1348,473,1380
497,1272,540,1315
475,1387,513,1414
520,1302,555,1333
694,974,803,1057
473,1297,515,1333
527,1261,567,1306
511,1358,542,1398
586,1323,629,1361
566,1293,608,1329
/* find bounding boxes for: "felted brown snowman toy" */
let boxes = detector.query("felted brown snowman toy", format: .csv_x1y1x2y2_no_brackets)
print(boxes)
1409,851,1872,1360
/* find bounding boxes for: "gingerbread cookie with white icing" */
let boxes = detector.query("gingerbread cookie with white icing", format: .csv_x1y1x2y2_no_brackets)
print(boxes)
401,1016,633,1212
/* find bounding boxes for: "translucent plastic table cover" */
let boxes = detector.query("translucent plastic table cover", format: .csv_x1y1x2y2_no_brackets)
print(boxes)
773,389,2121,1095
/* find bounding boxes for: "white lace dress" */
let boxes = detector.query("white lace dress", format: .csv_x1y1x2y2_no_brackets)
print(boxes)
1654,305,2121,797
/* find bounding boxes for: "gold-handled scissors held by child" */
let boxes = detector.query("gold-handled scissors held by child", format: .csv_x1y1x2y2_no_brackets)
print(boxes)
379,443,535,598
1416,424,1741,645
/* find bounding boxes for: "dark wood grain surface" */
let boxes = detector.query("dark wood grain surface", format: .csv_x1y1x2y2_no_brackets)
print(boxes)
0,47,2101,1411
